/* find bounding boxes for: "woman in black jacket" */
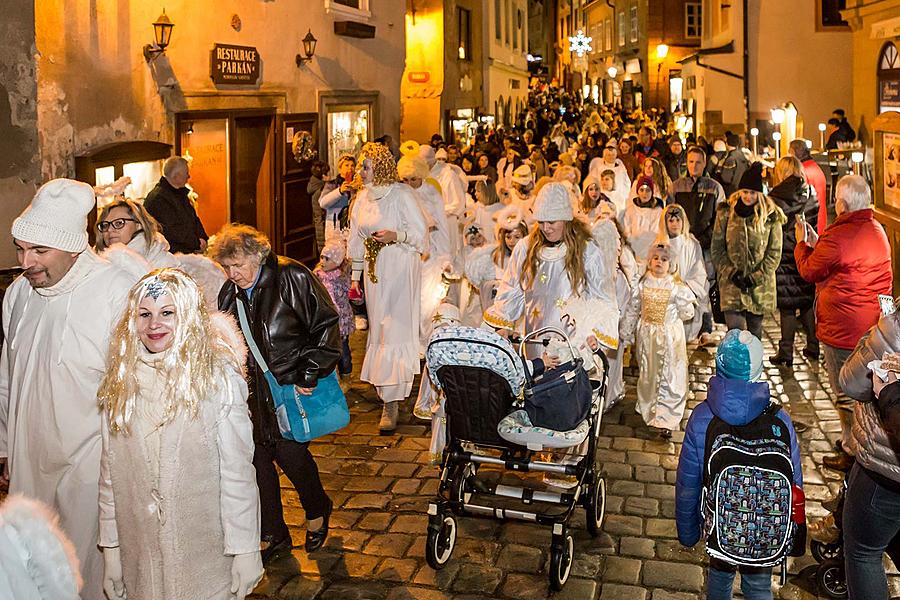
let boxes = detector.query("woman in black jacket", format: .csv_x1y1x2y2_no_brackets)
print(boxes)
769,156,819,366
212,224,341,562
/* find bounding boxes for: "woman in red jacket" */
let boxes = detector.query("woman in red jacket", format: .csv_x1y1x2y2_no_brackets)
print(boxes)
794,174,893,470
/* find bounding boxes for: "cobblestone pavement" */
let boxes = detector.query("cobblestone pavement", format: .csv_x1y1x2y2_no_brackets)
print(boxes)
251,318,898,600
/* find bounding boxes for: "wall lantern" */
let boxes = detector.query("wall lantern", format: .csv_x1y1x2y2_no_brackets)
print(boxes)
771,107,786,124
655,44,669,60
143,10,174,61
296,30,318,67
607,66,618,78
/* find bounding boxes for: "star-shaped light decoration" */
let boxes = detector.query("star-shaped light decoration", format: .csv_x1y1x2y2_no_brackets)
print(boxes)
539,273,548,284
568,30,593,57
530,307,542,321
555,298,566,309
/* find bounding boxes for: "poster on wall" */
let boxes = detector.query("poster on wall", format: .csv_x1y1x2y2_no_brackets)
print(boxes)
883,132,900,210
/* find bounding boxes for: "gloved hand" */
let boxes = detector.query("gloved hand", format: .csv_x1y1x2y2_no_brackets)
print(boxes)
230,551,264,600
103,546,127,599
730,271,754,292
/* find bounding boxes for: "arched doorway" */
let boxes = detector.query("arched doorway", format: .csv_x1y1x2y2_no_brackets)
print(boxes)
878,42,900,114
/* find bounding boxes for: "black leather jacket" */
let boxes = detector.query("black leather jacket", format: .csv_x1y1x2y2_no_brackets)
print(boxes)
219,252,341,442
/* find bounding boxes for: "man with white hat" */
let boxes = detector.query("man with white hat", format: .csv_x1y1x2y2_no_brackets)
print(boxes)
0,178,134,598
588,139,631,213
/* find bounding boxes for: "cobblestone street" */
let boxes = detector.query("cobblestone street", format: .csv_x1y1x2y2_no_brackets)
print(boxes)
250,319,895,600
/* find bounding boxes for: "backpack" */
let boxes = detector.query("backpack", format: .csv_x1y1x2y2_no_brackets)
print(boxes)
702,403,796,567
711,149,749,196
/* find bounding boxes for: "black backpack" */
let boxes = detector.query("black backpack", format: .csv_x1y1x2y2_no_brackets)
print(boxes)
702,403,797,567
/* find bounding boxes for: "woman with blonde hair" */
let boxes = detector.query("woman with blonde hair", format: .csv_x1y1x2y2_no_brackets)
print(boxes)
95,198,225,309
711,163,787,339
349,142,428,432
98,268,262,600
768,155,819,366
629,156,673,203
485,182,618,358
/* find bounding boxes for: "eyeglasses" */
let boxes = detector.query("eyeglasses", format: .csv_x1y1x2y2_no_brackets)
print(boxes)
98,218,138,232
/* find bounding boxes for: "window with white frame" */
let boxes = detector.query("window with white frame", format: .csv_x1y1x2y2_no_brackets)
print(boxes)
629,4,638,43
605,18,612,51
325,0,370,20
618,11,625,46
685,2,702,38
596,22,604,54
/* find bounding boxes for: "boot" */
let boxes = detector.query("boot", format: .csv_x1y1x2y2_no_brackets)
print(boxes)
379,401,399,434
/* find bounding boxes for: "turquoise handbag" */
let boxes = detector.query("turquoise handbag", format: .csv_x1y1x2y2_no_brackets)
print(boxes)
237,300,350,442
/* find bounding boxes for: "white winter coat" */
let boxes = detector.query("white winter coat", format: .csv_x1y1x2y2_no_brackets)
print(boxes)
98,313,259,600
0,249,135,599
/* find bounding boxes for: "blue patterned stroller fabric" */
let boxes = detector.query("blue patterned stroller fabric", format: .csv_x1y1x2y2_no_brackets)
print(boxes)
426,325,525,396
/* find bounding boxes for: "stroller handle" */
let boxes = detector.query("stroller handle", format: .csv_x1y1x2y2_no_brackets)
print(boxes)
518,326,580,360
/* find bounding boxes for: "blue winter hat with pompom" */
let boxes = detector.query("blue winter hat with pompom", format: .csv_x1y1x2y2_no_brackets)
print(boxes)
716,329,764,381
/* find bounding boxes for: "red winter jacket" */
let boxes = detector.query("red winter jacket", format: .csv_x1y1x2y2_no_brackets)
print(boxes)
795,209,892,349
801,159,827,235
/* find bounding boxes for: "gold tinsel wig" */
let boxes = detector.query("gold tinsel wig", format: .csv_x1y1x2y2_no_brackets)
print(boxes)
358,141,399,187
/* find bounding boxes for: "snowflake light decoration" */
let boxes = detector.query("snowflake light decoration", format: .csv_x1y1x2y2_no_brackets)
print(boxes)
568,30,592,57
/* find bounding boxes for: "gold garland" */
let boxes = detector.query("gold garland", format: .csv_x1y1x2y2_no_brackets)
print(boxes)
363,236,395,283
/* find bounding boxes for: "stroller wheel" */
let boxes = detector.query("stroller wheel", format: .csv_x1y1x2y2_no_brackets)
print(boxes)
811,539,844,563
450,463,476,514
425,513,457,570
585,476,606,537
816,558,848,599
549,530,574,591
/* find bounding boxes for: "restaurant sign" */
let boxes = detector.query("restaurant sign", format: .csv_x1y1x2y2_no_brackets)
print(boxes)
210,44,260,85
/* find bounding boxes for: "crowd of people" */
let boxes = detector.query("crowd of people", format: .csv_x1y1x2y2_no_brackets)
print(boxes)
0,84,895,600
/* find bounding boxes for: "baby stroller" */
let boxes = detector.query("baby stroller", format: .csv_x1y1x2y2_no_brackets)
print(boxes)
809,485,847,599
422,325,608,591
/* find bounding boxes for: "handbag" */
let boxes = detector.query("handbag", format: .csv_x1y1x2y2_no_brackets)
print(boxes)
519,327,592,432
236,300,350,442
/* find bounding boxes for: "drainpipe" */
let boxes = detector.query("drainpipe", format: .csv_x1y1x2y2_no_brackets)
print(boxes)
743,0,750,134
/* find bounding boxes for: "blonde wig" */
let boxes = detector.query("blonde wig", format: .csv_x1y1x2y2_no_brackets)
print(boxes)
658,203,691,241
358,141,398,187
98,268,243,434
95,199,163,252
520,218,593,295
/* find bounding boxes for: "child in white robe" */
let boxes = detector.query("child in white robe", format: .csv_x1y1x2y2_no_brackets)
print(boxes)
657,203,709,341
620,243,696,438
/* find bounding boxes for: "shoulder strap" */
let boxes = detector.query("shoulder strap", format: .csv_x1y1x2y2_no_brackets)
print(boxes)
236,300,271,374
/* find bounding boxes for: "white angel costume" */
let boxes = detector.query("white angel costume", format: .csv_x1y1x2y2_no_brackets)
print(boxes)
667,233,708,340
620,272,696,430
414,181,452,351
470,202,504,244
430,160,467,266
349,183,428,402
622,197,664,263
485,239,617,360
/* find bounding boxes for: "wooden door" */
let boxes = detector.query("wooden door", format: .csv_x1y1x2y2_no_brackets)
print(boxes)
275,113,319,265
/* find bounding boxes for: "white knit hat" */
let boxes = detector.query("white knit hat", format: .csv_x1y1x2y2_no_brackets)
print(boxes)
12,179,95,252
494,204,527,233
511,164,534,186
532,182,573,222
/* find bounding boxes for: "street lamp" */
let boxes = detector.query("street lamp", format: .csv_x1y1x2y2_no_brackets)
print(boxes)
655,45,669,109
852,151,865,175
607,66,617,78
295,30,318,67
772,131,782,159
818,122,827,150
143,10,175,61
750,127,759,156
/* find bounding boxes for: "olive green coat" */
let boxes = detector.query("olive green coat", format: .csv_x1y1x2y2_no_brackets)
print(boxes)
710,198,786,315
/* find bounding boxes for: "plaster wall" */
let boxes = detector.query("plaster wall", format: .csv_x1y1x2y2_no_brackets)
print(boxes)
748,0,853,135
34,0,406,178
1,0,40,268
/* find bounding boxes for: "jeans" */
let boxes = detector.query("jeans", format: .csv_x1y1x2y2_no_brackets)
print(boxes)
778,306,818,357
724,310,764,340
707,559,773,600
254,439,331,541
822,343,854,448
843,462,900,599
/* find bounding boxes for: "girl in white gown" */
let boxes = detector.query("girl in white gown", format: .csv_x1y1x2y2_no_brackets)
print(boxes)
620,243,696,437
656,204,709,341
622,176,666,264
349,143,428,433
397,145,452,352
